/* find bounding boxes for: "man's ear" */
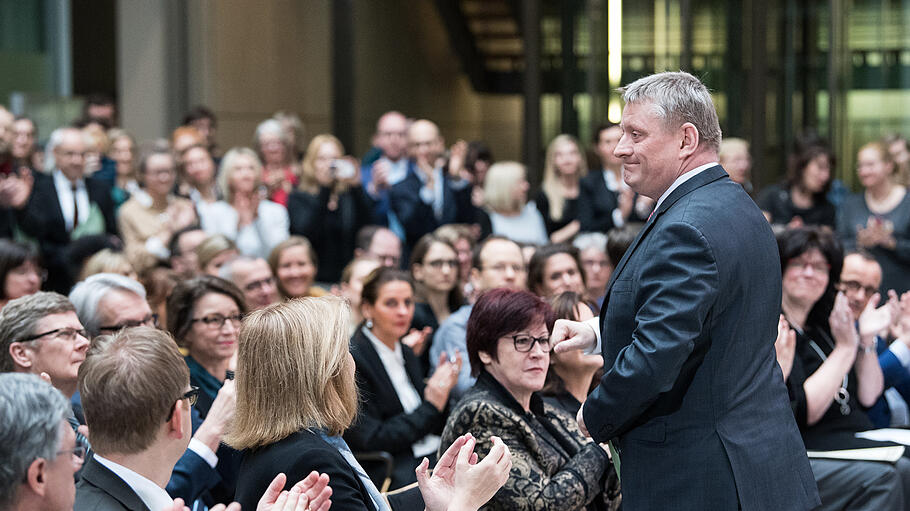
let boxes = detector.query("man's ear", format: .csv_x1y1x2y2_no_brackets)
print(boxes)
9,342,34,370
469,268,482,290
166,401,190,440
25,457,48,496
678,122,700,158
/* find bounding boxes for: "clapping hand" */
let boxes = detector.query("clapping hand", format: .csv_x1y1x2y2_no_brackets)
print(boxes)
774,315,796,380
858,290,899,338
416,433,512,511
401,326,433,356
162,471,333,511
424,351,462,411
829,292,859,352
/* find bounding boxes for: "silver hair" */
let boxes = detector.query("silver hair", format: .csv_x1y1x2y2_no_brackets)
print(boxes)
619,71,722,152
573,232,608,253
0,373,70,509
254,118,290,146
69,273,147,338
218,254,259,283
0,292,75,373
43,126,81,173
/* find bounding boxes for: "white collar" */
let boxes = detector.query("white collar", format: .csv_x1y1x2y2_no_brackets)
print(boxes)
654,162,718,211
603,168,622,192
361,326,404,363
53,168,83,189
93,455,173,511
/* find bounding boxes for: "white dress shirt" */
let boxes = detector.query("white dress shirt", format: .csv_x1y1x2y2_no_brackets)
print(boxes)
362,327,440,457
93,455,174,511
54,169,90,232
602,169,627,228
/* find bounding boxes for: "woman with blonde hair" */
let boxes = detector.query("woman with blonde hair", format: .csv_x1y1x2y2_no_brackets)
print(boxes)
537,134,586,243
196,234,238,277
199,147,289,259
484,161,548,246
287,134,374,283
229,296,512,511
268,236,326,299
79,248,137,282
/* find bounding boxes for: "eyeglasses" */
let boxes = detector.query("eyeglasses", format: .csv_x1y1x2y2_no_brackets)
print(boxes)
244,276,276,292
16,327,88,344
483,263,526,274
839,280,879,297
166,386,200,421
425,258,458,270
98,313,159,334
787,259,830,273
10,264,47,282
511,334,552,353
57,445,87,463
191,313,244,328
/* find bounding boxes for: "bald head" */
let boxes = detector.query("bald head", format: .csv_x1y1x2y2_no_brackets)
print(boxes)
408,119,444,169
375,111,408,161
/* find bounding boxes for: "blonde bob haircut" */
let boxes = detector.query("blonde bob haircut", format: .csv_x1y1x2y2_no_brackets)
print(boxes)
226,296,358,450
217,147,264,203
299,134,351,195
483,161,527,214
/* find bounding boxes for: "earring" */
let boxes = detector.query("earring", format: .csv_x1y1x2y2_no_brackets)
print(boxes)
366,319,373,329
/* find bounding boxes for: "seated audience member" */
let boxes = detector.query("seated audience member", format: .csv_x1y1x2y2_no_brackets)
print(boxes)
68,272,238,504
345,268,462,489
360,111,412,230
886,133,910,186
201,147,289,259
105,129,139,208
355,225,403,268
527,244,587,299
758,142,836,228
537,135,586,243
338,256,381,334
268,236,326,299
410,233,463,338
172,126,205,164
0,373,81,511
776,226,910,507
288,134,375,283
272,110,305,161
836,251,910,428
11,116,40,171
441,288,619,510
434,224,477,300
837,141,910,294
0,239,44,309
254,119,300,207
483,161,548,246
573,232,610,307
73,326,332,511
195,234,239,277
184,106,219,158
78,248,137,282
228,296,511,511
219,255,280,311
118,145,198,272
390,119,472,250
430,236,527,399
579,123,638,235
540,292,603,415
141,266,180,329
180,144,220,219
718,137,754,194
19,127,117,293
167,275,246,419
168,225,207,277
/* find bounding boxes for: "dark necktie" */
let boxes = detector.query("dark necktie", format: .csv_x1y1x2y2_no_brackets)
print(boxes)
71,184,79,231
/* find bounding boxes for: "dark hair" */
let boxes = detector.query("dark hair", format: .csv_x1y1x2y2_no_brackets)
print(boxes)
777,226,843,328
168,225,204,258
592,122,619,144
0,241,40,299
787,140,835,197
606,226,637,266
471,235,518,271
465,141,493,174
541,291,596,396
527,244,586,296
466,288,555,377
166,275,247,346
183,106,217,127
360,267,413,307
409,234,464,312
355,225,384,252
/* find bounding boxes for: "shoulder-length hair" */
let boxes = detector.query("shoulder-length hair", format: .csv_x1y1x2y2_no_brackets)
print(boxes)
484,161,526,214
166,275,247,346
226,296,358,449
217,147,264,203
777,226,843,329
409,233,463,312
527,243,587,297
0,240,40,300
542,134,588,221
299,134,351,195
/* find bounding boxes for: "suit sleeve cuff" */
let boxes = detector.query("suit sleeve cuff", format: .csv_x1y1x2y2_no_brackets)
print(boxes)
889,340,910,369
188,438,218,468
584,316,602,355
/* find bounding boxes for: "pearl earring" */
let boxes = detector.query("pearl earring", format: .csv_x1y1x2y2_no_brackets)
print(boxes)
366,319,373,329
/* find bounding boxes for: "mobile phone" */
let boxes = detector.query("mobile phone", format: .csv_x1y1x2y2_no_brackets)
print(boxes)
331,159,356,179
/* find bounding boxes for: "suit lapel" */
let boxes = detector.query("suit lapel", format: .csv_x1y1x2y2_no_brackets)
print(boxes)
81,456,151,511
353,330,405,414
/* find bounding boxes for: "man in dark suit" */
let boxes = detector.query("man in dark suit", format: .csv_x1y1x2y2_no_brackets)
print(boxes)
389,119,472,250
552,71,819,510
18,126,117,293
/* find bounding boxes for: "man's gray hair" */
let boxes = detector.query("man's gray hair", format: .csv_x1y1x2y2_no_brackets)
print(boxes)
69,273,147,338
0,292,75,373
620,71,722,152
0,373,70,509
573,232,608,253
218,255,259,283
43,126,80,173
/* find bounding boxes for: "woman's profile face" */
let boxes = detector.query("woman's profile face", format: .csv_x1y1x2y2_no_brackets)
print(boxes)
276,245,316,298
482,319,550,397
801,155,831,194
184,292,241,364
782,247,830,308
414,242,458,294
363,280,414,342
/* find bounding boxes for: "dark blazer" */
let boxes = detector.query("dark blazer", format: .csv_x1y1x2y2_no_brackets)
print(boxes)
388,169,471,249
287,185,375,283
868,336,910,428
588,165,819,510
578,170,620,234
344,328,445,489
74,456,149,511
236,428,423,511
18,171,117,292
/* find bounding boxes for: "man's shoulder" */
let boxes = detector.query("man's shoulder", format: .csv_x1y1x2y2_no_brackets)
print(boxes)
75,458,145,511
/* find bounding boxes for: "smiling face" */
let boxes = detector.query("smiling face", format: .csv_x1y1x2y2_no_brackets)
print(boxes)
801,155,831,194
229,153,260,197
782,248,830,310
12,118,36,159
276,245,316,298
480,319,550,402
857,146,894,190
143,153,176,200
313,141,342,185
839,253,883,318
614,101,683,199
184,292,240,363
362,280,414,342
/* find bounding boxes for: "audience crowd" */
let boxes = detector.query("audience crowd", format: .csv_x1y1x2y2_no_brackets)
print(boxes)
3,95,910,510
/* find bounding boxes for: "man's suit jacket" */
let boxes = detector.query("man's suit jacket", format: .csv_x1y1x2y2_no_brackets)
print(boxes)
343,328,445,489
578,170,621,234
18,172,117,292
868,337,910,427
587,165,819,510
74,456,150,511
388,169,471,248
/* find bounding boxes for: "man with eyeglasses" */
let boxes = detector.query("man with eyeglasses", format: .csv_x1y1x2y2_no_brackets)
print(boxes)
0,373,83,511
839,250,910,428
219,256,280,311
430,236,527,399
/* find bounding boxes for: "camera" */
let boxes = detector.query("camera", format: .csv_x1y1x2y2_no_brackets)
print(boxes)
331,159,356,180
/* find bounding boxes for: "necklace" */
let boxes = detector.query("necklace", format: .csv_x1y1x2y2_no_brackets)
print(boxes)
794,324,852,416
